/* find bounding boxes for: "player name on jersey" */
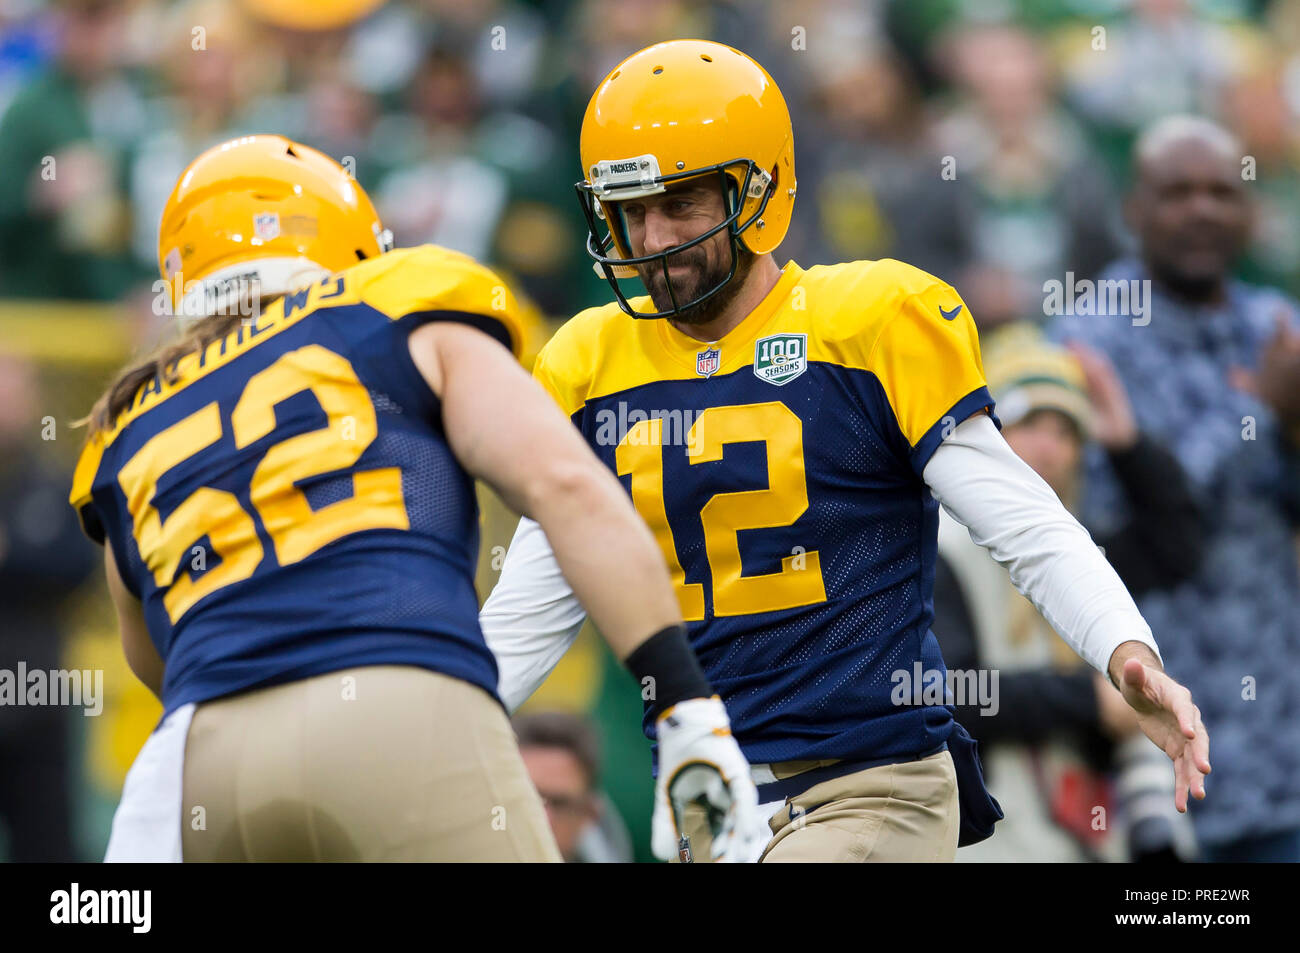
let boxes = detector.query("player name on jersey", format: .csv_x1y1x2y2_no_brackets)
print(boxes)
69,245,526,716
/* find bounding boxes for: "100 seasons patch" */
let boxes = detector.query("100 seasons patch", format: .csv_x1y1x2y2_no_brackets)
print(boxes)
753,333,807,386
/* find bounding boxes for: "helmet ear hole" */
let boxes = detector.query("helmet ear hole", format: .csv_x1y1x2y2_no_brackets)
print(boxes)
354,248,367,260
285,144,300,159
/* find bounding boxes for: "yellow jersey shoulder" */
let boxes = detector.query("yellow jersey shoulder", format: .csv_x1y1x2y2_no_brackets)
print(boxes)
69,245,525,516
533,295,655,416
797,259,988,450
69,430,106,525
353,244,525,358
798,258,957,351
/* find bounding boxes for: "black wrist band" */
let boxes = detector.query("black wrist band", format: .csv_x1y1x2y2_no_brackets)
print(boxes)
623,623,713,719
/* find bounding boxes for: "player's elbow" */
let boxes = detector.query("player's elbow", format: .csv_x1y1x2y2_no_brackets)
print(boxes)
518,455,614,524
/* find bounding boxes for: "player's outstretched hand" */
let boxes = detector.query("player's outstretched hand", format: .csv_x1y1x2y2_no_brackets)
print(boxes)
1118,657,1211,813
652,696,770,863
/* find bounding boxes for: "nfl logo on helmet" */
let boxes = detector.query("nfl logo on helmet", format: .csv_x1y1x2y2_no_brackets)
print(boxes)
253,211,281,242
696,347,721,378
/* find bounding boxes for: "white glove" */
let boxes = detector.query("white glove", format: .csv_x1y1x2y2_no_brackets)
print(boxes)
651,695,770,863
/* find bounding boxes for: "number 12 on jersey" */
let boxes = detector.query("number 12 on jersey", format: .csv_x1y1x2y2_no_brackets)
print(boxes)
615,400,826,621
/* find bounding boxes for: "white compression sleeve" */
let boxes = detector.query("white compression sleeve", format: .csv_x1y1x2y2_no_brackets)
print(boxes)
479,516,588,712
922,413,1163,674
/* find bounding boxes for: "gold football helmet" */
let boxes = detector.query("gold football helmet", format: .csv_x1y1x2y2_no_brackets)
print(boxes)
576,40,796,318
158,134,392,323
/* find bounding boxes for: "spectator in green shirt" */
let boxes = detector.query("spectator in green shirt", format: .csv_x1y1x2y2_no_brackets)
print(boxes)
0,0,148,301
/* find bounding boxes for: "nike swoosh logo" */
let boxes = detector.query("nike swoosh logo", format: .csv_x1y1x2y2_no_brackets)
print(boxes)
940,304,963,321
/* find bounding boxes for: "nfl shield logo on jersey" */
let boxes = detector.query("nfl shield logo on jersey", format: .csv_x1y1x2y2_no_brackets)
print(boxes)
753,333,807,386
253,212,280,242
696,346,721,378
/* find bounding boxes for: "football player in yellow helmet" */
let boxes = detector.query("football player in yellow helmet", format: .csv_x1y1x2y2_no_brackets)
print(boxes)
575,40,794,322
156,134,393,327
482,40,1210,863
72,134,767,862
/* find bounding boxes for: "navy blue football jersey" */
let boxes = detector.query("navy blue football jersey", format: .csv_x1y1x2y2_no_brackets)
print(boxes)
70,245,525,715
534,259,998,765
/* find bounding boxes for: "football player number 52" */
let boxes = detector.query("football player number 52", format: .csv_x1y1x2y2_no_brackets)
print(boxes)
616,401,826,620
118,345,408,624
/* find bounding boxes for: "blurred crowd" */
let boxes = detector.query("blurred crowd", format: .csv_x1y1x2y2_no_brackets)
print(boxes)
1,0,1298,862
3,0,1299,320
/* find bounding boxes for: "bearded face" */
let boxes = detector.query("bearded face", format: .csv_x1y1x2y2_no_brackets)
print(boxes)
616,176,754,324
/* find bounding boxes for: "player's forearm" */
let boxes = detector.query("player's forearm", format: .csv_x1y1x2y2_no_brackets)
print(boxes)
420,321,683,657
105,546,164,700
485,475,713,718
480,517,587,712
480,515,710,717
123,631,164,700
523,460,682,661
923,414,1163,674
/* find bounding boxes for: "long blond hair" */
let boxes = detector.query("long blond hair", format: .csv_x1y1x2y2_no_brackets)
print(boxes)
84,312,245,436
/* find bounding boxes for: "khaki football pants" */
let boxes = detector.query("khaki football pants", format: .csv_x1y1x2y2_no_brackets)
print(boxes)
181,665,561,862
675,749,960,863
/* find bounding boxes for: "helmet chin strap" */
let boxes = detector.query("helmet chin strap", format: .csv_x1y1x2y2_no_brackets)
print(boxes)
175,257,331,330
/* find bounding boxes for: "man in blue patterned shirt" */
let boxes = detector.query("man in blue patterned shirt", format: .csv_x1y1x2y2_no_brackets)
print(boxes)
1054,115,1300,862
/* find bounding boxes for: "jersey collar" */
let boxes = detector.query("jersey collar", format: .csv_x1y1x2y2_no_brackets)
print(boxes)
653,261,803,375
